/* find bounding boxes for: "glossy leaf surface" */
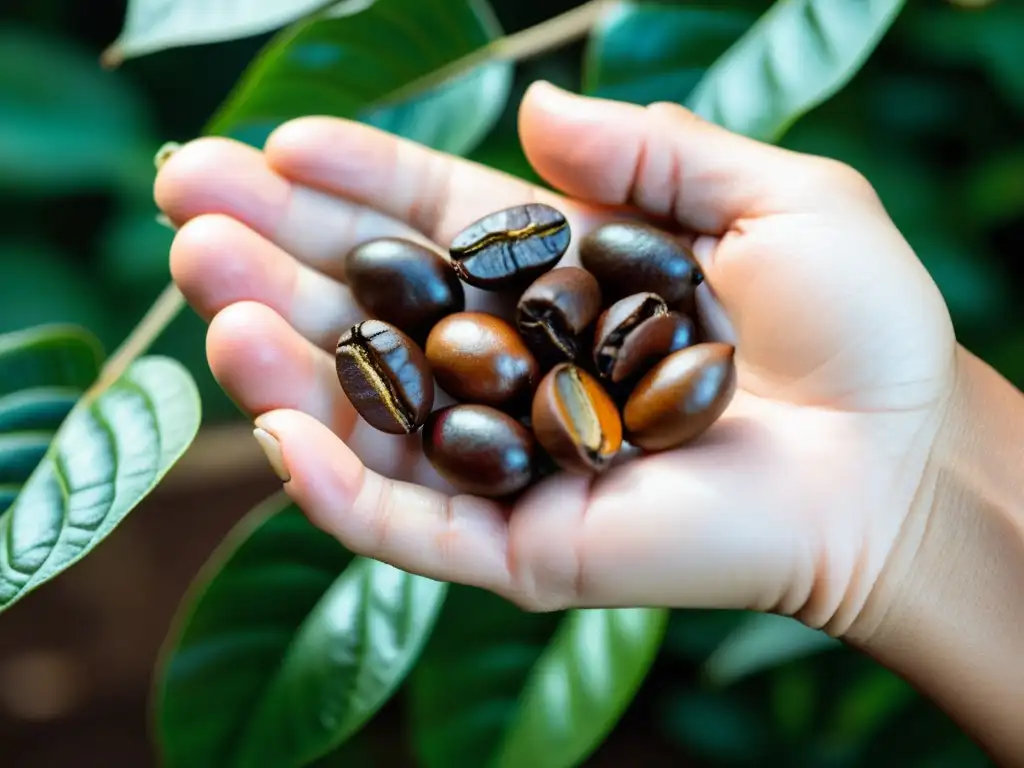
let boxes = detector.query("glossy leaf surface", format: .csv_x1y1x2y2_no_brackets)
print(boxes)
0,326,200,612
207,0,512,156
158,497,448,768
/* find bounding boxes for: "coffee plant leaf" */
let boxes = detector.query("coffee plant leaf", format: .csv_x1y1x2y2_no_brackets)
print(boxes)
104,0,356,64
491,607,667,768
157,495,448,768
703,612,841,687
0,325,200,613
584,0,907,142
206,0,511,157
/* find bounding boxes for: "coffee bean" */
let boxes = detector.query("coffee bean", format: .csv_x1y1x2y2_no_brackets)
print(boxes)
344,237,464,341
423,405,535,497
531,364,622,475
516,266,602,366
579,221,702,304
593,293,695,383
335,320,434,435
425,312,540,409
449,203,570,290
623,343,736,451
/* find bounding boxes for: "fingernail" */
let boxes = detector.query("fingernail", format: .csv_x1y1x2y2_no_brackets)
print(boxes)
253,427,291,482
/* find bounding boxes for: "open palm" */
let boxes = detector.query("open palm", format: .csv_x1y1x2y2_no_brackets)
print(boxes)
156,83,958,640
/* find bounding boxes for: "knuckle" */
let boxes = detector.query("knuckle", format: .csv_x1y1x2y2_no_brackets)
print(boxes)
802,157,879,202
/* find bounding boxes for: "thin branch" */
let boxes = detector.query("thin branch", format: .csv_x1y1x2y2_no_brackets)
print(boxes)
88,281,187,398
378,0,618,107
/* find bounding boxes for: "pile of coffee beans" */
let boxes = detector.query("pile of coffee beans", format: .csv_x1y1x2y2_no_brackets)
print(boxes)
335,203,737,498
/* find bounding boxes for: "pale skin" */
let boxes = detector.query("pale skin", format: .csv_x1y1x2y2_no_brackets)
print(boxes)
156,82,1024,765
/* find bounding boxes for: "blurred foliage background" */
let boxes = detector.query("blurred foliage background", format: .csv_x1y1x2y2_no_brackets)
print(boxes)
1,0,1020,764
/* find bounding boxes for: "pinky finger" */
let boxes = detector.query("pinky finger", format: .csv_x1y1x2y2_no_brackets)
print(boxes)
253,408,515,595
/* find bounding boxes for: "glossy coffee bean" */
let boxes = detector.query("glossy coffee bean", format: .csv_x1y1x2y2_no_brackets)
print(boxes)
449,203,570,290
593,293,695,383
579,221,702,304
623,343,736,451
531,364,622,475
344,237,464,341
335,320,434,434
516,267,602,366
425,312,540,409
422,405,535,497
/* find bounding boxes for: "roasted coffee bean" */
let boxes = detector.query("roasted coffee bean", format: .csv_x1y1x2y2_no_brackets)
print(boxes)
579,221,702,304
344,237,464,341
623,343,736,451
531,364,622,475
425,312,540,409
423,404,535,497
593,293,695,383
335,320,434,434
516,266,602,366
449,203,570,290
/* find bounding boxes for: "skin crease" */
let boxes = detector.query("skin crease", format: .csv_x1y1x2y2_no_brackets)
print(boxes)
156,83,1024,764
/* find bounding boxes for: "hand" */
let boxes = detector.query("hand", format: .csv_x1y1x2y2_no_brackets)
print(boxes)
155,82,958,636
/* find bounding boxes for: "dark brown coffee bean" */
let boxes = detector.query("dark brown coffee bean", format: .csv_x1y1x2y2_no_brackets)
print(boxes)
423,405,535,497
623,343,736,451
449,203,570,290
579,221,702,304
593,293,695,383
516,266,602,366
335,320,434,434
344,237,464,341
531,364,622,475
425,312,540,409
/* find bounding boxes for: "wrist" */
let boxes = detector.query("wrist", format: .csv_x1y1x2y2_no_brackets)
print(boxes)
847,346,1024,765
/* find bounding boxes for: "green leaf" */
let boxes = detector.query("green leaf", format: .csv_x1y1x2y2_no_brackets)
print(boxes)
493,608,668,768
104,0,341,64
703,613,841,687
409,586,563,767
659,687,772,762
0,325,102,396
157,495,448,768
206,0,512,157
583,2,753,106
0,27,155,194
0,349,201,612
410,597,666,768
688,0,906,140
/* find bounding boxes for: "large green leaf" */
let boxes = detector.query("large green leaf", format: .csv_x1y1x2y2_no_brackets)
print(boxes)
583,2,753,106
584,0,906,143
0,27,155,194
411,594,666,768
0,326,201,612
104,0,340,64
689,0,906,140
206,0,512,156
157,496,448,768
409,586,563,767
492,607,667,768
703,613,840,687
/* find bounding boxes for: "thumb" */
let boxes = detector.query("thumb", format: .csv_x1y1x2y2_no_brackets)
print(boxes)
518,81,877,235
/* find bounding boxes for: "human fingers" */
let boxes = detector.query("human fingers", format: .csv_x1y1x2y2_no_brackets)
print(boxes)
155,137,428,283
173,214,363,351
518,81,881,234
208,301,456,488
261,116,615,266
252,407,521,597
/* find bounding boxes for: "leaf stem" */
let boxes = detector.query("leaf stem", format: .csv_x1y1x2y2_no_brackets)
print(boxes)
91,0,617,396
88,281,186,398
378,0,619,107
